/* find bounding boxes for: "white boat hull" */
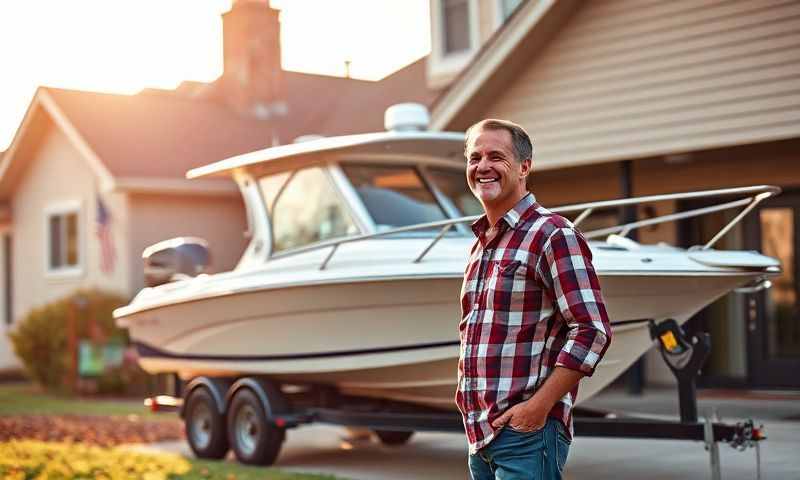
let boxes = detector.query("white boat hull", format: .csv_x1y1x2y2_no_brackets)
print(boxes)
125,271,758,409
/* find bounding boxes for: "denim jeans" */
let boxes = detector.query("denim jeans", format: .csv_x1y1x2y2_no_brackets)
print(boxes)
468,417,571,480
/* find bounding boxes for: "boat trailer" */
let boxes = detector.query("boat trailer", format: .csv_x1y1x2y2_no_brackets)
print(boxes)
146,319,765,478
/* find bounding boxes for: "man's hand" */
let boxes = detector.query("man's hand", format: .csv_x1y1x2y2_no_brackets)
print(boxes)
491,367,585,432
491,397,549,432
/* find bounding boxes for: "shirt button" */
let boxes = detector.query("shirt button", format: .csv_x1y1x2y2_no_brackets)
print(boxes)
473,303,479,309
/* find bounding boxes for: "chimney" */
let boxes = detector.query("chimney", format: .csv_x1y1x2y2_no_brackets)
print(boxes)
221,0,287,119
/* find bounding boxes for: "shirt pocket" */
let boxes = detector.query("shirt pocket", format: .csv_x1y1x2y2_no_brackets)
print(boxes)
486,259,530,319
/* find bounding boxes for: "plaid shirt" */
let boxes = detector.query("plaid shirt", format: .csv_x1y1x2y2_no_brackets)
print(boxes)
457,193,612,453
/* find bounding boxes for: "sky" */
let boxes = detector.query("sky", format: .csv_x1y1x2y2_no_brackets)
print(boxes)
0,0,431,150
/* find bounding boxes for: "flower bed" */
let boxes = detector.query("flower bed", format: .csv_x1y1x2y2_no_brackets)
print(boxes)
0,440,190,479
0,415,183,447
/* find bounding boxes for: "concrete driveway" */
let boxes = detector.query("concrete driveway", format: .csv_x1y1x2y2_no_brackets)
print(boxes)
143,420,797,480
140,388,800,479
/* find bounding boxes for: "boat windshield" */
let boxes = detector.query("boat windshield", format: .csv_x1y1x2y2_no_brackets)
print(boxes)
341,164,450,231
426,167,484,217
259,167,359,252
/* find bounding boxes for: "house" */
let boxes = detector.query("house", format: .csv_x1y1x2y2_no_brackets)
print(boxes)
427,0,800,390
0,0,437,371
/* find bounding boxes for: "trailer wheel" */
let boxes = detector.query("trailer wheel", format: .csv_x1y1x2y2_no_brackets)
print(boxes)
374,429,414,446
227,388,285,465
185,387,228,459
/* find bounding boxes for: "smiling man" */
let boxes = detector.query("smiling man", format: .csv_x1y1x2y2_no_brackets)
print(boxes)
458,119,612,479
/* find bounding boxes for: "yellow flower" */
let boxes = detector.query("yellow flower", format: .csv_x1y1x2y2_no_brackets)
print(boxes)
0,440,191,480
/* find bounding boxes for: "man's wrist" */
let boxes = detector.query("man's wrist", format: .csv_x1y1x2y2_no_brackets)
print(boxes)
522,394,553,416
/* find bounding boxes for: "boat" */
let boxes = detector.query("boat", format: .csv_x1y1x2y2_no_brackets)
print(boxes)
114,104,780,411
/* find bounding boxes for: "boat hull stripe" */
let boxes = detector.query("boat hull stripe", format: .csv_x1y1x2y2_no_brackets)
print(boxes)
133,319,649,361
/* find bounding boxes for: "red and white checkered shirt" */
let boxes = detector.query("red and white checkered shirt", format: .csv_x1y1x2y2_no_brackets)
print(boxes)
457,193,612,453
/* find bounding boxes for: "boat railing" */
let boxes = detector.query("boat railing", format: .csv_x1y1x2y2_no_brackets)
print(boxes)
295,184,780,270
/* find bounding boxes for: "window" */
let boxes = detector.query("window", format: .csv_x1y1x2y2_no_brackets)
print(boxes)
342,164,449,230
499,0,524,22
442,0,471,54
47,207,80,272
427,168,483,217
3,234,11,325
270,167,357,252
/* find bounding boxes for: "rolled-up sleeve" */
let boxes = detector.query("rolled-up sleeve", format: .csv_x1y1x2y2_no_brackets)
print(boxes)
536,227,612,377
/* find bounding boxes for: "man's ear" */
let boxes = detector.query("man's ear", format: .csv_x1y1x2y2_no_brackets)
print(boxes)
520,158,532,179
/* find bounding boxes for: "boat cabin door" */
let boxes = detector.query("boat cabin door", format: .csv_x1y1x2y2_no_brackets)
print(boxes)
744,191,800,388
682,192,800,390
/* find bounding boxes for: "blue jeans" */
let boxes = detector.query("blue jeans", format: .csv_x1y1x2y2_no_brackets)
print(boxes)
468,418,571,480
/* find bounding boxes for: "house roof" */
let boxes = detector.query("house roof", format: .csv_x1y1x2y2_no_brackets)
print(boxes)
0,57,437,197
45,87,278,180
46,57,435,179
429,0,580,131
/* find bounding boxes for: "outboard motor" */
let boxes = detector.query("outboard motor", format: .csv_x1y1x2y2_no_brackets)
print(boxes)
143,237,210,287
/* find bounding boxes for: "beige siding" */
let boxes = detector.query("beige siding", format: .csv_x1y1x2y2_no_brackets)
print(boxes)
127,194,247,292
483,0,800,169
1,125,130,369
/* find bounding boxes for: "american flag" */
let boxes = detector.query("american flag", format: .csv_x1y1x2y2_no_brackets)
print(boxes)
96,196,116,274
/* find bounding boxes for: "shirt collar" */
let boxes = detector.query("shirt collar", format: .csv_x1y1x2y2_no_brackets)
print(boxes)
471,193,537,236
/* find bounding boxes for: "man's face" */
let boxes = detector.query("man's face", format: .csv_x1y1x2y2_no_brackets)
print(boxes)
465,128,530,208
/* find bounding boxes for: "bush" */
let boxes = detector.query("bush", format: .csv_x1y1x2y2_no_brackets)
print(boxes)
8,302,68,389
8,289,135,393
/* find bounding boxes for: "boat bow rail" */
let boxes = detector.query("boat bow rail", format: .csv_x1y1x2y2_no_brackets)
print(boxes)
275,185,781,270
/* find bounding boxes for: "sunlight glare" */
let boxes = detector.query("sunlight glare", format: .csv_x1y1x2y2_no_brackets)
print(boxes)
0,0,430,150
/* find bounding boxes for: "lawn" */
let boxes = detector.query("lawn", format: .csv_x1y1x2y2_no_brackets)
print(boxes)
188,459,340,480
0,383,348,479
0,382,159,418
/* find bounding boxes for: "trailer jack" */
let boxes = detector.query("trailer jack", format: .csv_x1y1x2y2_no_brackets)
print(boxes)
651,319,764,480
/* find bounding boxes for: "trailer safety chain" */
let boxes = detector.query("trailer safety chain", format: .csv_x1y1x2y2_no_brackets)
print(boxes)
728,420,766,451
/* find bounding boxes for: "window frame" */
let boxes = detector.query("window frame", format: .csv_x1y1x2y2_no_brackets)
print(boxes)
495,0,525,27
43,199,84,279
432,0,480,68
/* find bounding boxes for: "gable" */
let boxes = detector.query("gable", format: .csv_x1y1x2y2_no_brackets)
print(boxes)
0,90,113,200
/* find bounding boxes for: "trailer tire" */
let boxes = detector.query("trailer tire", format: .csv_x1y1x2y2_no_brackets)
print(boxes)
227,388,285,465
185,387,229,459
374,429,414,446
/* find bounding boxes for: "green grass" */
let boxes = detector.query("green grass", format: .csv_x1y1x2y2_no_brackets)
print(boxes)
185,459,341,480
0,382,161,418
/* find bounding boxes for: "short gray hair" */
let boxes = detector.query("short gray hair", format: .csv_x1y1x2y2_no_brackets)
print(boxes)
464,119,534,163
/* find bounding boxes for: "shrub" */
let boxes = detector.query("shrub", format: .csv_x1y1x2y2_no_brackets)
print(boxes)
8,289,132,393
7,302,69,389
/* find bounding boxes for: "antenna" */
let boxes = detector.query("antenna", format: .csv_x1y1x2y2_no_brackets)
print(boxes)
344,59,352,79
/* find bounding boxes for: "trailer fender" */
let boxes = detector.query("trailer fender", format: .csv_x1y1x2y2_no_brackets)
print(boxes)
182,377,231,418
225,378,287,422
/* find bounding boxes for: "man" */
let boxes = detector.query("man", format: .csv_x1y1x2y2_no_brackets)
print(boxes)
458,119,612,479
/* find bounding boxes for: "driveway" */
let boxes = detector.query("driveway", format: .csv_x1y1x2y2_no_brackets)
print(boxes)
139,388,800,479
